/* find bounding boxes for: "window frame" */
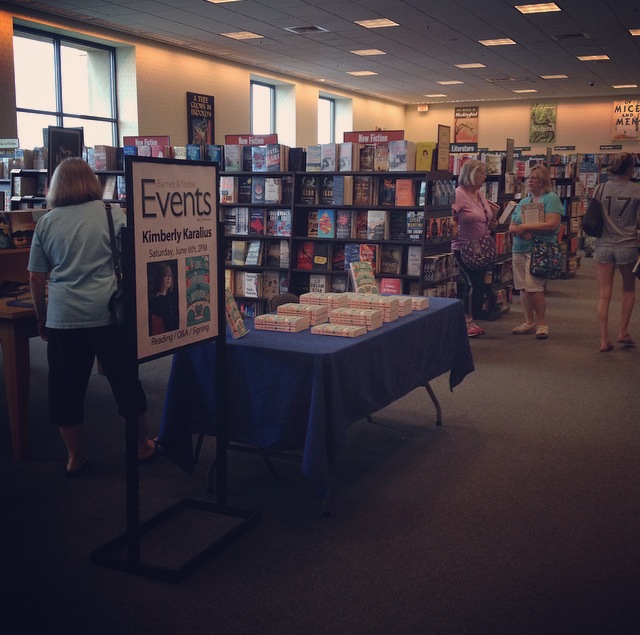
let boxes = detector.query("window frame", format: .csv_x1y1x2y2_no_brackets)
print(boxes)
13,25,119,147
318,95,336,144
250,80,276,135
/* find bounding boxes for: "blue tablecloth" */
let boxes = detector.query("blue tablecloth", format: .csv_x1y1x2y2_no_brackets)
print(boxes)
159,297,474,495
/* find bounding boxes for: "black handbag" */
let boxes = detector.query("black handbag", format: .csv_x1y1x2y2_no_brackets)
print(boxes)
105,204,125,329
581,183,605,237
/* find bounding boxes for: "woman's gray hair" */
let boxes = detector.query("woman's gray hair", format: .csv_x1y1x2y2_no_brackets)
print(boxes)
46,157,104,208
458,159,486,187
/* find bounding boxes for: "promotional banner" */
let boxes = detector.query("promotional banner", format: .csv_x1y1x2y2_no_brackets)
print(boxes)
529,103,557,143
187,92,214,145
454,106,479,143
612,99,640,141
128,157,219,362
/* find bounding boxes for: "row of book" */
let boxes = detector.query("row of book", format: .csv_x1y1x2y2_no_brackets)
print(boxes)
226,238,290,269
224,207,292,237
294,241,424,276
229,270,289,299
220,175,293,205
303,208,454,243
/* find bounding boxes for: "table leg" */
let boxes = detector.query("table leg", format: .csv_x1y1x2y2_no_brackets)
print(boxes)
0,319,34,459
425,382,442,426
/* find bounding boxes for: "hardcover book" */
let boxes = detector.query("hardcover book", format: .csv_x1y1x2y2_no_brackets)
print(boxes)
349,261,379,294
320,143,337,171
317,209,336,238
251,145,267,172
224,288,249,339
359,144,375,172
407,210,424,241
389,140,416,171
309,273,330,294
307,210,319,237
358,243,379,273
354,209,368,240
318,175,334,205
224,144,242,171
378,178,397,206
353,175,375,206
297,175,318,204
374,143,390,171
335,209,353,239
249,208,265,235
389,211,408,241
296,241,314,270
312,242,330,270
264,177,282,204
219,176,238,204
394,179,416,206
338,142,358,171
380,245,403,275
344,243,361,270
231,240,248,266
238,176,253,204
266,143,284,171
251,176,266,204
415,141,437,171
306,144,322,171
366,210,388,240
332,242,345,270
235,207,250,235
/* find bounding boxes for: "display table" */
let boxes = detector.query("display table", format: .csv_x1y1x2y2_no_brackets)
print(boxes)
159,297,474,496
0,297,38,460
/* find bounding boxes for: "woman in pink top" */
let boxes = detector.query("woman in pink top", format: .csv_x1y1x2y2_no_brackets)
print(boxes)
452,159,498,337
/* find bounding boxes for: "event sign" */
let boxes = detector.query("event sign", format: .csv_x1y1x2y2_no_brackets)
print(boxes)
127,157,219,362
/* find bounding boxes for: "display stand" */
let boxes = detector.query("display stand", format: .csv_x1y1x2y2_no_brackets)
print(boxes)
90,157,260,583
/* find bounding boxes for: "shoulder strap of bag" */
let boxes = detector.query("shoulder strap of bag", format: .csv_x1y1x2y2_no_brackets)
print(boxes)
105,203,122,282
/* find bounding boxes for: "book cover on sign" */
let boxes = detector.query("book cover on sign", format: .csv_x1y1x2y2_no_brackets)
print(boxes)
185,256,210,327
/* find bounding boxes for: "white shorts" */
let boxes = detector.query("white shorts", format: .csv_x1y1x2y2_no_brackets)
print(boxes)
512,252,545,292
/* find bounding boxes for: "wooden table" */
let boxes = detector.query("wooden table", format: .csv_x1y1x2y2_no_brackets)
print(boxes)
0,248,36,460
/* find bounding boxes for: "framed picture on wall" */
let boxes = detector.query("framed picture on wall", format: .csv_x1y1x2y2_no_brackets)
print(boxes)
47,126,84,177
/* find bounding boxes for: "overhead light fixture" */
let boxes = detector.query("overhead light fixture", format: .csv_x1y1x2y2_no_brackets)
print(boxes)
515,3,561,14
613,84,638,89
513,89,538,93
437,80,463,85
479,38,517,46
577,55,609,61
204,0,243,4
220,31,263,39
454,63,486,69
347,70,378,76
540,74,569,79
629,29,640,36
355,18,399,29
424,94,447,98
351,49,386,56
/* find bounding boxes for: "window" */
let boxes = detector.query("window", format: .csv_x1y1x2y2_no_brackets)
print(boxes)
318,96,335,144
13,27,118,149
251,81,275,134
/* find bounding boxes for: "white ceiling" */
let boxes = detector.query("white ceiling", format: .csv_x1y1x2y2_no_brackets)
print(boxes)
9,0,640,105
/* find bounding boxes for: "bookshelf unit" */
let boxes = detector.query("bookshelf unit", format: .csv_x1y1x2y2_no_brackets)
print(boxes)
220,171,295,317
9,168,48,211
289,170,456,298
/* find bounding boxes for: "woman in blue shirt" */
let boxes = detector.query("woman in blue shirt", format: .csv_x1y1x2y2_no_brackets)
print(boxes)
29,158,159,476
509,164,565,340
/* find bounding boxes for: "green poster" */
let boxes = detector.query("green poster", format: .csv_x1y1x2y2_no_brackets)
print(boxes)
529,103,556,143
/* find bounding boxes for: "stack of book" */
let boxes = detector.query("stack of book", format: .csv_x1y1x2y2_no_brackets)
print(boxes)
277,302,329,325
299,292,349,308
310,323,367,338
328,307,383,331
347,294,400,322
254,314,310,333
395,296,414,317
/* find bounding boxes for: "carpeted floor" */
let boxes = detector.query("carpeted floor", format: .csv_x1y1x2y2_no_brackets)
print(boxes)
1,255,639,634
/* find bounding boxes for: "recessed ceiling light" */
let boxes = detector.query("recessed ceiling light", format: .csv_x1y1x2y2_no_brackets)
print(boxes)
613,84,638,89
355,18,399,29
629,29,640,36
479,38,517,46
577,55,610,61
204,0,243,4
540,74,569,79
515,3,561,14
351,49,386,56
424,94,447,98
454,63,486,69
513,89,538,93
220,31,263,39
347,70,378,76
437,80,464,85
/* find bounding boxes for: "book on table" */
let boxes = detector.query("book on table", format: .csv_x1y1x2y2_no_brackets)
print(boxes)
349,260,379,294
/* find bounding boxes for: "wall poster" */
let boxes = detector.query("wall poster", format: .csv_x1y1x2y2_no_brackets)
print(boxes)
454,106,479,144
529,103,557,143
612,99,640,141
187,92,215,145
128,157,219,362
